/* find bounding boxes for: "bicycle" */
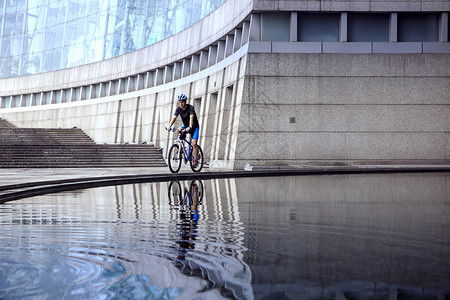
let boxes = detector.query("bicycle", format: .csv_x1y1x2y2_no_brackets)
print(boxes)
168,180,204,207
165,127,204,173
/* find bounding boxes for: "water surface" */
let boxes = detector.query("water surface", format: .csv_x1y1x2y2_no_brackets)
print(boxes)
1,173,449,299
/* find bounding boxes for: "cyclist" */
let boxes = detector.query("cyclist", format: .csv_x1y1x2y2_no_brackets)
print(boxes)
167,94,200,166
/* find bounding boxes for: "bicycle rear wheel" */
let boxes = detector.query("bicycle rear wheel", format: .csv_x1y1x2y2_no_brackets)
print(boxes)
189,145,203,172
189,180,204,204
168,144,182,173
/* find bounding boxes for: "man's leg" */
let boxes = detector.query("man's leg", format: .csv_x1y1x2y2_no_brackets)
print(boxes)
191,127,200,164
192,139,198,164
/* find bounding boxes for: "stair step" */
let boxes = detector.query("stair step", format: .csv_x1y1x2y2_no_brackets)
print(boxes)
0,120,166,168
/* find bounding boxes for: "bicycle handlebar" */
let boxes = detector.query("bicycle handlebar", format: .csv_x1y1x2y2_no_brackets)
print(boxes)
165,127,189,134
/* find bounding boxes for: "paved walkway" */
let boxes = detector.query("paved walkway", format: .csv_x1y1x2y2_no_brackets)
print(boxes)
1,165,449,187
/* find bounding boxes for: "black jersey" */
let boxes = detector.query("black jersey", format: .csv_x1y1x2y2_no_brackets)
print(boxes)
174,104,199,129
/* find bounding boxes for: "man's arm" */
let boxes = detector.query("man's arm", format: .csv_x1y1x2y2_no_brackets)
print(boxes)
168,115,177,127
189,114,194,129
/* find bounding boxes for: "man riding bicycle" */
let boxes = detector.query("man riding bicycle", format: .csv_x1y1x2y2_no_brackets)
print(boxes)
167,94,200,166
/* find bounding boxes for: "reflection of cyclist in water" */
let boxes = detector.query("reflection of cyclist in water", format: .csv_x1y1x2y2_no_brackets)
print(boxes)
169,181,202,262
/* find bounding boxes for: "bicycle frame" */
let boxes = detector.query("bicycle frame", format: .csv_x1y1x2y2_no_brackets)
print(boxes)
175,133,194,164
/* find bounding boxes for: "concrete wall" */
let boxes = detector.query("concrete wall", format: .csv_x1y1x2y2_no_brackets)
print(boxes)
235,53,449,167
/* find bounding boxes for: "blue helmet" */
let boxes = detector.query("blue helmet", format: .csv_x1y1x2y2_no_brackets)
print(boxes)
177,94,187,102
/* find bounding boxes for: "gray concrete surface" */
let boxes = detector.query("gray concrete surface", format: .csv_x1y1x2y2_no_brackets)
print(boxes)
1,165,449,187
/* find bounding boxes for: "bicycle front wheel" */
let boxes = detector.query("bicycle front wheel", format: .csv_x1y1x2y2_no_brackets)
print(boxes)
168,144,182,173
168,181,182,205
189,145,204,172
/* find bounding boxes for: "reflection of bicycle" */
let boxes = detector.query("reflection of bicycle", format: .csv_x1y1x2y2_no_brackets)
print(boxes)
168,180,204,262
168,180,204,206
165,127,204,173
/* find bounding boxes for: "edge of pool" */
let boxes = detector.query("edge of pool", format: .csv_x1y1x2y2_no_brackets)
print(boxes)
1,165,449,203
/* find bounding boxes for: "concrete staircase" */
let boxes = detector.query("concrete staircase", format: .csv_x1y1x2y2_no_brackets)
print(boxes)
0,118,166,168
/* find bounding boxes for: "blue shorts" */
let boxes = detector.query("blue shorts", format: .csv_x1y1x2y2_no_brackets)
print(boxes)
181,126,199,140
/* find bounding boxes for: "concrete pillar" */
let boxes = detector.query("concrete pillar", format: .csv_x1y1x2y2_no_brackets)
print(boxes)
225,34,234,58
233,28,242,52
173,62,182,81
241,21,251,46
191,54,200,74
439,12,448,42
340,12,347,42
146,71,155,88
182,58,191,76
199,50,208,70
208,45,217,67
290,12,298,42
155,68,164,85
249,14,261,41
137,73,145,90
390,13,398,42
217,40,226,63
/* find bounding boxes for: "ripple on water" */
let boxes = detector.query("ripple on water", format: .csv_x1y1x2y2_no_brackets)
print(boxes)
0,215,252,300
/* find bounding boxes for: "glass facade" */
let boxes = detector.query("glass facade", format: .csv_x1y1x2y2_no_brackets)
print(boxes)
0,0,226,79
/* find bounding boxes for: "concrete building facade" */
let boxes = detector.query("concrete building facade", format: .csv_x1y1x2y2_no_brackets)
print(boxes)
0,0,449,169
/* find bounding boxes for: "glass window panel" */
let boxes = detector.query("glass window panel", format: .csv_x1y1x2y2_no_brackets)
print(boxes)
63,89,71,102
348,13,389,42
10,57,19,77
4,14,16,36
74,87,81,101
64,21,76,46
30,52,42,73
54,26,65,48
43,29,55,50
76,20,86,38
20,54,32,75
14,13,24,33
3,97,11,109
36,7,47,30
261,12,290,42
54,90,61,103
0,57,12,78
24,94,32,106
52,48,62,70
1,39,11,57
42,92,51,105
46,6,58,28
67,1,78,21
34,93,41,106
78,0,88,18
29,31,44,53
13,96,21,108
11,36,22,56
25,12,37,34
398,13,439,42
57,2,67,23
298,13,339,42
